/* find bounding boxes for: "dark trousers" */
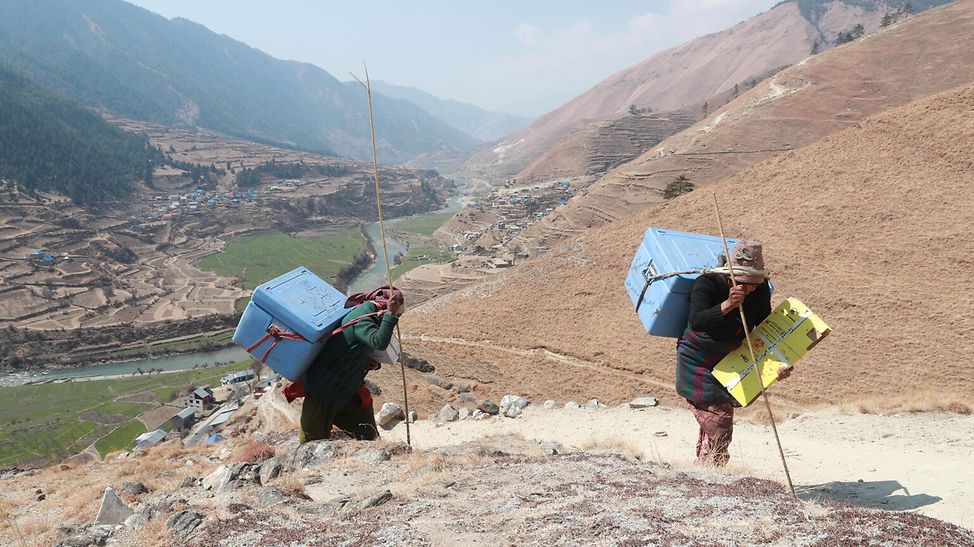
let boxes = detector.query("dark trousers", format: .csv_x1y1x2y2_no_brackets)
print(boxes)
299,392,378,444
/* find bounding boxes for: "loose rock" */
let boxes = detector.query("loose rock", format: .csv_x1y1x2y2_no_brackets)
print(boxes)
629,397,659,409
360,490,393,509
584,399,608,409
499,395,530,418
93,487,133,525
439,405,459,422
564,401,580,410
408,411,418,423
478,400,500,415
543,400,557,409
540,442,563,456
256,487,289,507
376,402,405,430
259,457,282,485
356,448,392,464
282,440,337,471
179,476,200,489
218,462,261,491
167,510,203,537
121,481,147,496
57,524,114,547
458,407,471,420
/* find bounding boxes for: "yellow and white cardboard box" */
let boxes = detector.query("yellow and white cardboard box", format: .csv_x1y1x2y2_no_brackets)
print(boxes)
712,298,831,407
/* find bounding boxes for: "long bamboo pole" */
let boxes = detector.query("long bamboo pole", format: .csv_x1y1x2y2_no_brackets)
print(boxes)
352,64,411,445
712,192,795,498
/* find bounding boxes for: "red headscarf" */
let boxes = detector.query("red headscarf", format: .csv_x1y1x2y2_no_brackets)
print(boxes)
344,285,404,310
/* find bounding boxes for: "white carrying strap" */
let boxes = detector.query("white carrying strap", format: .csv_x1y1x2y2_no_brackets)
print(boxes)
634,264,767,312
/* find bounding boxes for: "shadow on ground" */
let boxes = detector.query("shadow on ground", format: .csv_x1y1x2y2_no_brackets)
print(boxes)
798,480,941,511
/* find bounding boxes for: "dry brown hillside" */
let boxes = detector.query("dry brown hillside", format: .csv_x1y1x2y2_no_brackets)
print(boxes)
518,0,973,253
512,108,700,184
400,82,974,414
457,0,901,186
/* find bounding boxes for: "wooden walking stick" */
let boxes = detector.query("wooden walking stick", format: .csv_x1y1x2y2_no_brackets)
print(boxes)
351,64,411,445
712,192,795,498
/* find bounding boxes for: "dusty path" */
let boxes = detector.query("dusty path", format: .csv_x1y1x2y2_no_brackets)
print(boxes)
388,406,974,530
404,333,801,408
405,334,683,394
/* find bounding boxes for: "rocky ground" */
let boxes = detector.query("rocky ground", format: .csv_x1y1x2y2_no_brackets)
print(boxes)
2,390,971,546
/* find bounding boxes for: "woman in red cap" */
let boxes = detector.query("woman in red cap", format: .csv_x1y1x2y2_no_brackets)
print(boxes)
675,240,790,465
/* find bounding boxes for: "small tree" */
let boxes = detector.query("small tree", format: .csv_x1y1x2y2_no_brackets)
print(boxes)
810,40,820,55
628,104,639,115
702,101,709,116
881,12,893,27
663,175,694,199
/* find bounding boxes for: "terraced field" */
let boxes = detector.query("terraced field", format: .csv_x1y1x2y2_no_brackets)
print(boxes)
198,228,366,290
0,361,250,466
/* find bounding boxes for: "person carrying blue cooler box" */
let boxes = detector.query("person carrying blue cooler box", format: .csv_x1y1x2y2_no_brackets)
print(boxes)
299,285,404,443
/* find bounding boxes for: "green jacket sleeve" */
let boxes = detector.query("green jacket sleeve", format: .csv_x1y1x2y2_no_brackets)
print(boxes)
350,312,398,350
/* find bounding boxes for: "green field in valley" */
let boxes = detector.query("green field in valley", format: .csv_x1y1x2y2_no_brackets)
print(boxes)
388,211,456,279
0,361,251,466
391,242,455,280
199,227,367,290
391,211,454,236
94,418,148,457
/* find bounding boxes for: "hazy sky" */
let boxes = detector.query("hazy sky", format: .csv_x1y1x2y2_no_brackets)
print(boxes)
126,0,779,118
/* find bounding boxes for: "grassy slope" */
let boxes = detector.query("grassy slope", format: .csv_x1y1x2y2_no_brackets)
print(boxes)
0,362,250,466
391,212,455,237
199,228,366,290
390,212,455,280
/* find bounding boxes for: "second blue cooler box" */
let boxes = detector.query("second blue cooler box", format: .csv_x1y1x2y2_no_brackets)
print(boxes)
233,267,348,380
624,228,737,338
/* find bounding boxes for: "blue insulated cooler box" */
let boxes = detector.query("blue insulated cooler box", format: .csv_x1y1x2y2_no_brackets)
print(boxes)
233,267,348,380
624,228,737,338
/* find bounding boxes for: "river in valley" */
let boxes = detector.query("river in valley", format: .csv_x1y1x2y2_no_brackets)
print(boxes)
0,346,249,387
347,196,463,293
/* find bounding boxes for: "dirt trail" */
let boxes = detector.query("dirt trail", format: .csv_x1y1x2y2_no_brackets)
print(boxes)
403,333,674,393
388,406,974,531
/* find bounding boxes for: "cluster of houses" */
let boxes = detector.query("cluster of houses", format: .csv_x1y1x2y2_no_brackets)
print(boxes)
455,180,576,262
25,249,69,269
266,178,307,193
140,187,260,224
133,370,282,450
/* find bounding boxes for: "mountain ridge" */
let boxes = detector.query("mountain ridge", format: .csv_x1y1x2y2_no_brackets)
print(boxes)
0,0,477,163
455,0,950,187
371,81,530,143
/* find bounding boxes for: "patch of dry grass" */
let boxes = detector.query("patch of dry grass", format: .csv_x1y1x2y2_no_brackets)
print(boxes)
274,474,307,499
403,451,491,475
132,514,175,546
233,441,276,463
846,390,972,415
577,437,646,461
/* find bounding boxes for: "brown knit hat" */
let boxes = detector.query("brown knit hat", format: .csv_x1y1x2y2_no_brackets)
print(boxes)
730,240,765,284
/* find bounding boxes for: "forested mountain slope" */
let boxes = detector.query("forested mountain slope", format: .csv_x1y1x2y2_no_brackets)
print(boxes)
0,0,478,163
0,63,161,204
